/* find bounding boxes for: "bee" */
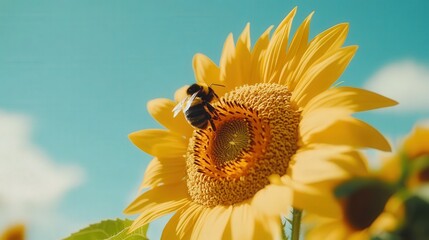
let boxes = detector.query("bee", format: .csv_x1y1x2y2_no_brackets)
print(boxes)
173,83,224,131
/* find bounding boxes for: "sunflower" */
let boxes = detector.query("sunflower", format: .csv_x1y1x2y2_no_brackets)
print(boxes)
125,7,397,239
302,150,401,240
305,175,403,240
305,127,429,240
0,224,25,240
380,125,429,187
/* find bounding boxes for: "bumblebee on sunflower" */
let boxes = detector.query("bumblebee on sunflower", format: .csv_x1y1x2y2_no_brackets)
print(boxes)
125,7,397,240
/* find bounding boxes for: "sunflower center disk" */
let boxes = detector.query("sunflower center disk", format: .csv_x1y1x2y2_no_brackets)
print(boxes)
343,183,394,231
212,119,251,165
186,83,300,207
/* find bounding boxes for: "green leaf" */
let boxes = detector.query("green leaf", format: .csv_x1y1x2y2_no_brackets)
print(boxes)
64,219,149,240
281,217,290,240
396,195,429,240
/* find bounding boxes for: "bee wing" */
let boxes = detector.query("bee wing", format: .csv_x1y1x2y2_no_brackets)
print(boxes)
172,98,187,117
184,92,198,112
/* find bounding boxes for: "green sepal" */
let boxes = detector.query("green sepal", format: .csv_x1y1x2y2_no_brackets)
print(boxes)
334,177,394,199
410,155,429,173
281,217,289,240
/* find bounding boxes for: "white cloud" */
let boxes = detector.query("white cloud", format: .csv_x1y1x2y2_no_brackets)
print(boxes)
0,110,85,239
364,59,429,112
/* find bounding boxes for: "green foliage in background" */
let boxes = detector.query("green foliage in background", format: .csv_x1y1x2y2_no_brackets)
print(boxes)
64,219,148,240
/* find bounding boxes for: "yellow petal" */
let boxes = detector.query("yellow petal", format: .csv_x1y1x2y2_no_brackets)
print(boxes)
291,146,368,184
219,33,236,86
161,210,181,240
194,206,232,240
218,23,253,92
128,129,187,157
192,53,220,86
178,203,203,239
190,206,211,240
174,85,189,102
229,202,255,240
234,23,251,87
162,203,201,240
350,231,371,240
370,196,404,232
252,183,292,216
125,182,189,232
304,117,391,151
147,98,194,137
274,6,297,34
308,23,349,57
279,177,341,218
140,157,186,189
261,8,297,83
280,11,313,87
249,25,273,85
403,126,429,158
378,155,402,183
253,214,282,240
370,212,399,233
124,181,188,213
300,108,351,142
292,46,358,107
289,23,349,93
307,220,349,240
238,23,251,50
303,87,398,115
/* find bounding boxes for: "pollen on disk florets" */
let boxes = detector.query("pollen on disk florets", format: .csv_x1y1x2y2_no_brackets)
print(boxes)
186,83,301,207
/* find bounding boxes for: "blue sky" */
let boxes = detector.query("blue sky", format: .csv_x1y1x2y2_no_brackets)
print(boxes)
0,0,428,239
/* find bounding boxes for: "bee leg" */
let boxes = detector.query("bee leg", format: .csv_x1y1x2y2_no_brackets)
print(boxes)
206,102,219,119
209,118,216,131
206,103,216,114
206,102,215,113
214,92,220,100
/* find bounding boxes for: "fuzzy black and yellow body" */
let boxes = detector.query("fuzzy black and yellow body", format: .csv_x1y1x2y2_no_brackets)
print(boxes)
186,83,216,102
173,83,222,130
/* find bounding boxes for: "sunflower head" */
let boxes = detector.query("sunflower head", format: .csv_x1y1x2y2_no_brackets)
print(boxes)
307,126,429,240
306,175,404,240
187,83,300,207
335,178,396,231
125,7,397,239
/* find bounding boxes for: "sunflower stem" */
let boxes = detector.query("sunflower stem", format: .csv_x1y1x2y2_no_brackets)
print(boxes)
291,208,302,240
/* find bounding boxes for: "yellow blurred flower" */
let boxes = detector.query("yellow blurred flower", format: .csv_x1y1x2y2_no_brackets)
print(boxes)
403,126,429,159
124,7,396,239
307,125,429,240
0,224,25,240
306,177,403,240
380,125,429,187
